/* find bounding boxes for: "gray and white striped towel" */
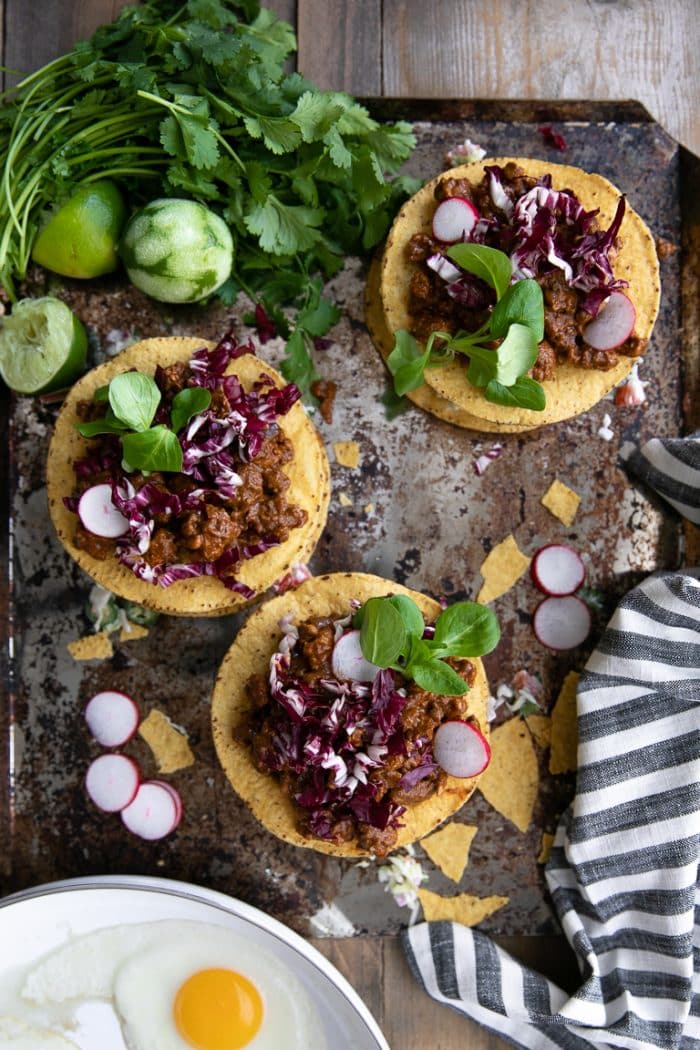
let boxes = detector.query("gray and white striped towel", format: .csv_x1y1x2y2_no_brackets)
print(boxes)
403,434,700,1049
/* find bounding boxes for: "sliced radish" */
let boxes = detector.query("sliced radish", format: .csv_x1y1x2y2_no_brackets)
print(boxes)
85,754,140,813
78,483,129,538
531,544,585,597
433,720,491,778
532,596,591,651
432,197,480,244
332,629,381,683
582,291,636,351
84,690,140,748
121,780,181,840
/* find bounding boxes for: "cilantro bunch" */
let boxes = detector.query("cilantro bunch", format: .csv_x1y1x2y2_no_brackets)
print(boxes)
354,594,500,696
0,0,419,398
388,244,547,411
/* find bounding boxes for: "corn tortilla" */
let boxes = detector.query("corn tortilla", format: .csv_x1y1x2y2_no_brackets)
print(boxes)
211,572,491,857
47,337,331,617
380,158,660,428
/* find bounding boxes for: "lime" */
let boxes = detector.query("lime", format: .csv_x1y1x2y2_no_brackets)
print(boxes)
31,180,127,279
0,297,88,394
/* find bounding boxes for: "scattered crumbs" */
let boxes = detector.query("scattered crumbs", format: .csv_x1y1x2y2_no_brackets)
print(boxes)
309,902,356,938
538,832,555,864
363,502,375,516
417,888,509,926
377,845,428,925
525,713,552,751
614,362,647,407
333,440,360,468
67,631,114,661
598,412,614,441
655,236,677,260
421,823,478,883
476,535,530,604
338,492,353,508
119,623,149,642
477,717,539,833
549,672,579,774
540,479,581,527
138,708,195,774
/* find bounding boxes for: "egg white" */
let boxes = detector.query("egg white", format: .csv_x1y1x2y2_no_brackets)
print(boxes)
0,1015,81,1049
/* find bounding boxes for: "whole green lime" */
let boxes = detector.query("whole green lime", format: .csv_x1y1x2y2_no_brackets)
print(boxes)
32,181,127,279
120,198,234,303
0,297,88,394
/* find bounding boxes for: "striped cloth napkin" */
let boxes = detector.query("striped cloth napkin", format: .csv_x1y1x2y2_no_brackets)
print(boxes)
402,434,700,1049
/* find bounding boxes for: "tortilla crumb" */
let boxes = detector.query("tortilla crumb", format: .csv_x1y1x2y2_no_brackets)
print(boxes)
338,492,353,507
476,535,531,604
333,441,360,468
139,708,195,773
421,823,478,883
418,888,509,926
549,672,579,774
119,623,149,642
363,502,375,515
525,713,552,751
541,479,581,526
538,832,555,864
67,631,113,661
477,717,538,832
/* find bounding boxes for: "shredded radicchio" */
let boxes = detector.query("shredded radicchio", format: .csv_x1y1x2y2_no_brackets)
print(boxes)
70,333,302,590
432,166,628,318
256,615,444,836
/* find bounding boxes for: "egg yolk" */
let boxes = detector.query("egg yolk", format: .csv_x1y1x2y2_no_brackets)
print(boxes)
173,967,264,1049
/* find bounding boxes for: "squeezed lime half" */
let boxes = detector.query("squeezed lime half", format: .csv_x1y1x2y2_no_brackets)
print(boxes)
0,297,88,394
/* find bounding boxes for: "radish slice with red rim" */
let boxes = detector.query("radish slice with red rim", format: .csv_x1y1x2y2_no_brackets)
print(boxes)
531,544,585,597
432,197,479,244
121,780,181,840
78,483,129,538
85,754,140,813
84,690,140,748
532,595,591,651
149,780,183,824
433,720,491,778
332,629,381,683
582,291,636,351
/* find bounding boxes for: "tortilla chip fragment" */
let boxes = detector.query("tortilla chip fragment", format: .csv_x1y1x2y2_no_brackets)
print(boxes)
541,479,581,526
538,832,555,864
477,535,531,604
418,888,509,926
139,708,195,773
67,631,113,660
119,623,149,642
421,823,478,883
477,717,538,832
338,492,353,507
363,502,375,515
549,672,579,774
525,713,552,751
333,441,360,468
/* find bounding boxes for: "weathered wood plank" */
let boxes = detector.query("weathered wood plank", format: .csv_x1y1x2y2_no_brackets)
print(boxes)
3,1,123,82
381,0,700,156
297,0,381,94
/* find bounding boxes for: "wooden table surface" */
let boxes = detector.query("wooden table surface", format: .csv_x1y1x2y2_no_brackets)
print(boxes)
1,2,698,1048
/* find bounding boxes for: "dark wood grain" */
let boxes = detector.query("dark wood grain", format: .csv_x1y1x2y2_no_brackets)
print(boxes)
297,0,381,95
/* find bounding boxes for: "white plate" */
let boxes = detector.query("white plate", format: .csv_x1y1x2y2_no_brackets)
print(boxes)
0,875,389,1049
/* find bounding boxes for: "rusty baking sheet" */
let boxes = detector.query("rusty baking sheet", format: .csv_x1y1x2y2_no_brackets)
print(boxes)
0,100,694,939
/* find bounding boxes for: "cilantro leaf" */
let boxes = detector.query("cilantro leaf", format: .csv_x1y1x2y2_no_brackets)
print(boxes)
244,197,325,255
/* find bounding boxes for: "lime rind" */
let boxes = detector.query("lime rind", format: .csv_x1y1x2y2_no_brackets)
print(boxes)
0,297,87,394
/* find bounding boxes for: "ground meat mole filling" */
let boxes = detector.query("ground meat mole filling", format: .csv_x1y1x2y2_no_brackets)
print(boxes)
406,161,645,380
67,335,307,593
241,611,477,857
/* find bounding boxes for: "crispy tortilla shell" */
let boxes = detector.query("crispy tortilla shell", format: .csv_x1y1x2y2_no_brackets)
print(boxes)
380,158,660,428
47,337,331,616
211,572,490,857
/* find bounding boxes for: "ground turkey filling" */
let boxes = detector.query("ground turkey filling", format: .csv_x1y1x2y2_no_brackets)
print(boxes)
68,335,307,596
241,611,477,857
406,161,645,380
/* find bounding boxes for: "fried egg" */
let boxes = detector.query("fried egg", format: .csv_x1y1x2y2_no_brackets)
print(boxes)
22,920,324,1050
